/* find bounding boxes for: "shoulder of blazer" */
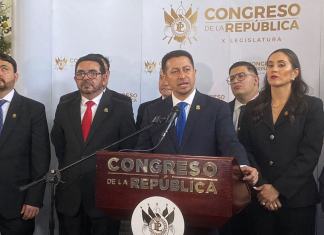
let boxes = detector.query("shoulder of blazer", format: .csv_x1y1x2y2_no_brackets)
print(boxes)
59,90,79,104
12,91,45,110
108,89,132,104
304,95,323,106
194,91,228,109
139,97,162,111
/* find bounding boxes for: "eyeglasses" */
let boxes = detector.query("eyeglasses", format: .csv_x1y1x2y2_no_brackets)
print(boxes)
226,72,255,84
75,70,102,80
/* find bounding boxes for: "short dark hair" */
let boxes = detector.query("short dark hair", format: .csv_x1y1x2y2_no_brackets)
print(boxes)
0,53,17,73
229,61,258,75
161,50,194,72
75,54,105,74
86,53,110,72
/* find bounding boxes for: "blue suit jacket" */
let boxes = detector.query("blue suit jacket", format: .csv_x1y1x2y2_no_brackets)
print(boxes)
136,91,249,165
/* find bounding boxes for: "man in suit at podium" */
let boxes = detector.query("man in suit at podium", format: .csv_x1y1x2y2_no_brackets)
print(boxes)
51,54,137,235
136,69,172,129
136,50,258,235
0,54,50,235
220,61,259,235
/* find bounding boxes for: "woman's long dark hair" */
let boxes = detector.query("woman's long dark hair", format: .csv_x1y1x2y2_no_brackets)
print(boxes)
252,48,309,123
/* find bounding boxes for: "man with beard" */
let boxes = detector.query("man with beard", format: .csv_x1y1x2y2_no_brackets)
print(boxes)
51,54,136,235
0,53,50,235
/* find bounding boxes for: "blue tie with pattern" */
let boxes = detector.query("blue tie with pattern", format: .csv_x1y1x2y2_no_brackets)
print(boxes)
0,99,7,135
176,102,188,145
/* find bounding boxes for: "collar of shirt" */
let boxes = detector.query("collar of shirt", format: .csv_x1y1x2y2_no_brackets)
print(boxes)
0,89,15,124
172,89,196,117
172,89,196,107
1,89,15,103
233,99,245,131
234,99,245,112
234,92,259,111
80,91,104,121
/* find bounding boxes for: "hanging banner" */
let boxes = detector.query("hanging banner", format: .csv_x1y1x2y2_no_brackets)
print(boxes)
52,0,321,115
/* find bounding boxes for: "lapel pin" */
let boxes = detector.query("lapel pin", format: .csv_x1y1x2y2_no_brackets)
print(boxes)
12,113,17,118
104,108,109,113
195,105,201,110
284,111,289,116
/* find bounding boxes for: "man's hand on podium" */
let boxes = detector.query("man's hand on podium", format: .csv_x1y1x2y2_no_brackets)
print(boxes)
240,165,258,186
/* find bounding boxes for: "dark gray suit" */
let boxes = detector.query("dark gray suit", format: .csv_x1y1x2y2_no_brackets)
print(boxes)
0,91,50,234
51,89,136,234
320,167,324,211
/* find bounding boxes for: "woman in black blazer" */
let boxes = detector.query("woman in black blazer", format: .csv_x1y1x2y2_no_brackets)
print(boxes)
239,48,324,235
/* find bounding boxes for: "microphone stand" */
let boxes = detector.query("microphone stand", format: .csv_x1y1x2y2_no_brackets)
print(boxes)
19,115,164,235
123,106,179,153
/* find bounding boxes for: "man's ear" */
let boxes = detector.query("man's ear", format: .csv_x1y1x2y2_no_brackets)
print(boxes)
14,72,19,82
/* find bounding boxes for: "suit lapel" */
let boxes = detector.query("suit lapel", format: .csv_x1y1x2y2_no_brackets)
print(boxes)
180,92,204,151
262,104,274,130
0,91,21,149
84,90,112,146
274,105,290,127
67,93,83,146
262,103,289,129
229,99,235,116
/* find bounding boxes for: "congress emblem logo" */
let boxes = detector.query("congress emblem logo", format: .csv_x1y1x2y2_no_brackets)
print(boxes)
163,3,198,46
55,57,68,70
144,61,157,73
131,196,184,235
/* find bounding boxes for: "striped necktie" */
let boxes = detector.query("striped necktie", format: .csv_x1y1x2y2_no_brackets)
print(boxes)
176,102,188,145
0,100,7,135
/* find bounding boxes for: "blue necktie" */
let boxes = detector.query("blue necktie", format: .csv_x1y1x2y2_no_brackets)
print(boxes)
0,100,7,135
176,102,188,145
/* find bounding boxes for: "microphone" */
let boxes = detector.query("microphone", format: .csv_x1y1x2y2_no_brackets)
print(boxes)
135,105,180,152
160,105,180,140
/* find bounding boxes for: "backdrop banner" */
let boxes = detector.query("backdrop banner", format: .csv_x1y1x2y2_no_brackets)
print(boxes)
52,0,321,115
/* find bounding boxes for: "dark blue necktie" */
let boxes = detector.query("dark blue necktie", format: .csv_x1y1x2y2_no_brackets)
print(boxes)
176,102,188,145
0,99,7,135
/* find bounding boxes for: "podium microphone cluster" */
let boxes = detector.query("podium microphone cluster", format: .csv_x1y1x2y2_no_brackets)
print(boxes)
145,105,180,152
160,105,180,140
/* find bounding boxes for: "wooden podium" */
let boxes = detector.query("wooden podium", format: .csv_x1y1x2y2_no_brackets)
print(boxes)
96,151,250,228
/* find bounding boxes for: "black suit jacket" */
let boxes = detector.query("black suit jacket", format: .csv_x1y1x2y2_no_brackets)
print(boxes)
228,99,246,133
0,91,50,219
136,91,248,165
228,99,235,115
239,95,324,207
51,89,136,217
319,167,324,211
136,97,162,129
